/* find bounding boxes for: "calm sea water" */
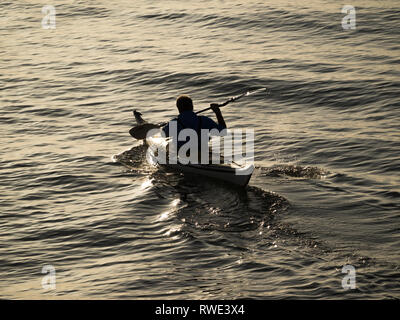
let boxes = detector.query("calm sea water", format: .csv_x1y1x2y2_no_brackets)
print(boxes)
1,0,399,299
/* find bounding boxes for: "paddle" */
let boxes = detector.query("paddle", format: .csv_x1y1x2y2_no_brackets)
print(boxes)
129,88,267,140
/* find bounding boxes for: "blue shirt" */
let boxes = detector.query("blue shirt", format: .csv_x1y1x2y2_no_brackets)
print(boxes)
162,111,225,149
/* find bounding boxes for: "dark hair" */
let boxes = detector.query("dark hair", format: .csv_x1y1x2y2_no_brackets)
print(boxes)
176,95,193,113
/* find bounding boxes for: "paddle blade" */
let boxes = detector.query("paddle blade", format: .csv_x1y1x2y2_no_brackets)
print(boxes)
129,123,160,140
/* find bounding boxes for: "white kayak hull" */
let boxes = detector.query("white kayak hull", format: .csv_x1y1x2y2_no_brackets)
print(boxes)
145,138,254,187
158,161,253,187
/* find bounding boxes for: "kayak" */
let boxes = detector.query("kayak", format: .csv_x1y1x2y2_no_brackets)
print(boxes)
133,110,254,187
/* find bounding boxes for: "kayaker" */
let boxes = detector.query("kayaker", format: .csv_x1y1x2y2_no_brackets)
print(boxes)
162,95,227,153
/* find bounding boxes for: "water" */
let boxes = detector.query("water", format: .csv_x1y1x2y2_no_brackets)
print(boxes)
1,0,399,299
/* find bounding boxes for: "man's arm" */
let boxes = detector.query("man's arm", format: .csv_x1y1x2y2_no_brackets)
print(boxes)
210,104,227,129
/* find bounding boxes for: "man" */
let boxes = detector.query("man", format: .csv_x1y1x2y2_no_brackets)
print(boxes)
162,95,227,160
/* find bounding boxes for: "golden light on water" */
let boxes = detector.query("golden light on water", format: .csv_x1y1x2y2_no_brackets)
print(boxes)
157,198,180,221
1,0,399,300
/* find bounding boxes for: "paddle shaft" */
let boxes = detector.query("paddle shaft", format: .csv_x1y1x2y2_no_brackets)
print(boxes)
129,88,268,139
195,87,267,114
158,88,267,127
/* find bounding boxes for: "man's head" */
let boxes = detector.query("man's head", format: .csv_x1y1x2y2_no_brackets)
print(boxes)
176,95,193,113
